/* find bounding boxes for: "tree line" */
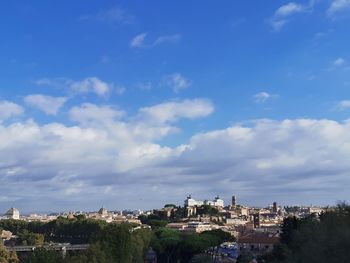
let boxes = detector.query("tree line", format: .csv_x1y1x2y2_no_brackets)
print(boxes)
0,215,233,263
259,203,350,263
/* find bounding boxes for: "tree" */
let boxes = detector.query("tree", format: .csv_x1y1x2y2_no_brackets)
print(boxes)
152,228,181,263
0,243,19,263
262,203,350,263
23,248,62,263
17,230,44,246
196,205,219,216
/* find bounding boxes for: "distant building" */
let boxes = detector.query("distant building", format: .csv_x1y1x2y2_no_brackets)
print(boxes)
4,208,20,220
212,195,224,207
253,214,260,228
238,233,279,255
184,195,224,208
184,195,200,207
184,195,224,217
98,207,108,217
272,202,278,213
232,195,237,207
1,230,13,242
185,222,216,233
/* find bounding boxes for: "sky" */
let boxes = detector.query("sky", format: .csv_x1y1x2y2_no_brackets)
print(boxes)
0,0,350,213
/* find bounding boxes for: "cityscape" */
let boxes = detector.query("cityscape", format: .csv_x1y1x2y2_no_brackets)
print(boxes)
1,0,350,262
0,194,333,262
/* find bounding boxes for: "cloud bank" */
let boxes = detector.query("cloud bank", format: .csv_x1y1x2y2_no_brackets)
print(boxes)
0,97,349,211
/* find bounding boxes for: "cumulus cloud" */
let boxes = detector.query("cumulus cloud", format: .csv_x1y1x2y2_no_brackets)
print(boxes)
327,0,350,16
139,99,214,123
253,92,277,103
70,103,125,125
24,94,67,115
163,73,191,93
0,98,214,210
1,110,350,211
70,77,111,96
2,98,350,210
0,101,23,122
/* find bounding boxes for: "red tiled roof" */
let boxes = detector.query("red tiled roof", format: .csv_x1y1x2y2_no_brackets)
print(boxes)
238,235,279,244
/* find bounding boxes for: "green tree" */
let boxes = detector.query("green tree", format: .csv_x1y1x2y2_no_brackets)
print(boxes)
23,248,62,263
0,243,19,263
262,203,350,263
196,205,219,216
17,230,44,246
152,228,181,263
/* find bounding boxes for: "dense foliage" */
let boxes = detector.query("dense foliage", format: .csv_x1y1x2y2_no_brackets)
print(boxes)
196,205,219,216
0,215,233,263
260,203,350,263
151,228,234,263
0,243,19,263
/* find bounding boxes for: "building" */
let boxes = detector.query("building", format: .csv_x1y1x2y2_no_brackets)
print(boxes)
166,223,188,231
212,195,224,207
184,195,224,208
238,233,279,255
4,208,20,220
1,230,13,243
185,222,215,233
232,195,237,207
253,214,260,228
272,202,278,213
98,206,108,217
184,195,224,217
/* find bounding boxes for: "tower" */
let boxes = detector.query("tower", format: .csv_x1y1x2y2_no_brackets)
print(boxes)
273,202,278,213
253,214,260,228
231,195,237,207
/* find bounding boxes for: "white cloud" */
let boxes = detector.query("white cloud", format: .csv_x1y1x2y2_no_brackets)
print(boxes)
1,112,350,210
275,2,305,17
70,77,111,96
139,99,214,123
333,57,346,66
153,34,181,46
0,101,23,122
336,100,350,110
269,2,311,31
70,103,125,126
253,92,277,103
270,20,288,31
24,94,67,115
163,73,191,93
327,0,350,15
130,33,147,48
35,77,124,97
130,33,181,48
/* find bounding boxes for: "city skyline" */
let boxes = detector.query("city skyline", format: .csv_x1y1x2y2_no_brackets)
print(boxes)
1,1,350,212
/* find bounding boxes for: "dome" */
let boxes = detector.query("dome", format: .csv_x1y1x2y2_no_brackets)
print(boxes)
98,207,108,216
4,207,20,219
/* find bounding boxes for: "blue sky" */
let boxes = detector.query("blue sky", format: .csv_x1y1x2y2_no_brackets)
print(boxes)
0,1,350,213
